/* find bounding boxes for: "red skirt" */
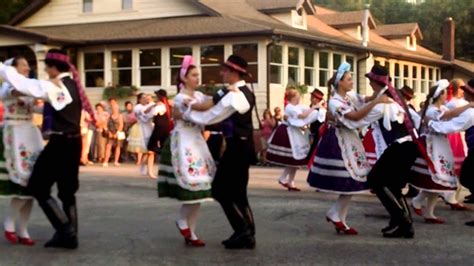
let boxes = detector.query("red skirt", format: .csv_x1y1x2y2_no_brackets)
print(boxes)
447,133,466,176
266,124,307,167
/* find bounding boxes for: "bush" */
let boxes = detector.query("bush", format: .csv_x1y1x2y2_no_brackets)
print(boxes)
102,85,139,100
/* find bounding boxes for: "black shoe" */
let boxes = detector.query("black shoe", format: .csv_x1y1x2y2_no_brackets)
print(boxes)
224,231,256,250
464,197,474,204
221,232,238,245
383,225,414,239
465,221,474,226
403,186,419,198
44,229,78,249
381,223,397,233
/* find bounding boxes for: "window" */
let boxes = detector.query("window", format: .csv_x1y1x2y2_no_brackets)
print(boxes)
412,66,418,91
436,69,440,80
269,45,283,84
288,47,299,84
403,65,409,87
122,0,133,10
394,63,401,89
83,0,93,13
111,51,132,86
140,49,161,86
304,49,315,86
332,53,342,74
428,68,434,88
200,45,224,85
346,55,355,76
233,43,258,83
421,66,427,93
319,52,329,87
84,52,104,87
170,47,192,85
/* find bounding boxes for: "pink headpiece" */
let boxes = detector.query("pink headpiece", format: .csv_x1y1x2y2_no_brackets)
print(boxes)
180,55,194,82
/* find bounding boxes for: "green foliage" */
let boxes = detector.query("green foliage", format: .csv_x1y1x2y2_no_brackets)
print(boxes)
0,0,31,24
287,83,309,95
102,85,139,100
314,0,474,61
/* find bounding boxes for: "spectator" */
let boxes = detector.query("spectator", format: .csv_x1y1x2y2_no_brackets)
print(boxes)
103,98,124,167
94,103,109,163
122,101,137,163
80,110,94,166
260,109,276,164
274,107,283,126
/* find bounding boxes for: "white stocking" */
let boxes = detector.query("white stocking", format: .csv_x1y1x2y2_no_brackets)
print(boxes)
441,191,458,205
186,203,201,240
287,168,297,187
17,199,33,238
176,204,191,230
3,198,23,233
412,190,428,209
425,192,439,219
278,168,290,184
326,198,341,222
337,195,352,226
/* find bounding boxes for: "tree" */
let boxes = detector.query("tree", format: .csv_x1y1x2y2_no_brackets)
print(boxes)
0,0,32,24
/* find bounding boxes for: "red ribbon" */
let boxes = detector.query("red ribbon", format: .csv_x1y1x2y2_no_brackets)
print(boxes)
368,72,437,174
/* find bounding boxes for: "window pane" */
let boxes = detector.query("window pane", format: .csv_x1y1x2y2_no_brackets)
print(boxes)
140,49,161,67
112,69,131,86
201,66,222,84
270,65,281,84
412,80,417,91
84,52,103,70
305,68,313,86
403,65,409,77
83,0,92,13
319,70,328,87
436,69,440,80
395,78,401,89
141,68,161,86
112,51,132,68
412,66,417,79
394,63,400,76
85,71,104,87
288,47,299,65
245,64,258,83
421,81,427,93
170,47,192,66
201,45,224,65
233,44,258,63
346,56,354,69
171,68,180,85
304,49,314,67
421,67,426,79
288,67,299,84
333,53,342,70
270,45,282,64
319,52,328,69
428,68,433,80
122,0,133,10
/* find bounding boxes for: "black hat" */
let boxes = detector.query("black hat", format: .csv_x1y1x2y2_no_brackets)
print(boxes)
222,55,248,75
399,85,415,100
461,79,474,95
311,88,324,100
365,64,391,83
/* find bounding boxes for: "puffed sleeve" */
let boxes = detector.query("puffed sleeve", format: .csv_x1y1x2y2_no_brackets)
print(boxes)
429,109,474,134
0,64,51,99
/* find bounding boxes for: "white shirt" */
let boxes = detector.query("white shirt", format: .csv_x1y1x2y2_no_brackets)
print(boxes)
429,108,474,134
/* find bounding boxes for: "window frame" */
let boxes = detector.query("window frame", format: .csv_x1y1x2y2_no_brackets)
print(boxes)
287,46,300,85
122,0,133,10
139,48,162,87
232,43,259,83
169,47,193,86
111,50,133,87
318,51,330,88
269,45,283,84
83,0,93,13
83,51,104,88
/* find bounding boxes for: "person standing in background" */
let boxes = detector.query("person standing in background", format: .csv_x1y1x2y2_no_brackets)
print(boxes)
103,98,124,167
94,103,109,164
80,110,94,166
122,101,137,163
259,109,276,165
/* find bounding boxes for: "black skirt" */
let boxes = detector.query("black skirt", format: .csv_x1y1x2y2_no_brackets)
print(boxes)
148,114,170,153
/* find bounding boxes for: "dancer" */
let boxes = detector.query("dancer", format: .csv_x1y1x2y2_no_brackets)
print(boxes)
307,62,387,235
307,88,326,161
267,88,325,191
183,55,256,249
0,49,95,249
410,80,473,223
427,79,474,226
259,109,276,165
147,89,171,155
134,93,159,178
0,57,43,246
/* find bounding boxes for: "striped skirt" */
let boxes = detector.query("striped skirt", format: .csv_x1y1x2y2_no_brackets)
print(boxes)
157,139,213,203
307,127,369,194
410,135,457,192
266,124,308,167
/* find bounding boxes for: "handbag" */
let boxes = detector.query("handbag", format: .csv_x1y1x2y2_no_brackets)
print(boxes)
117,131,126,140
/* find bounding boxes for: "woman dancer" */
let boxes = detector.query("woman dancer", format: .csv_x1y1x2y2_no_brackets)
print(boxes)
410,80,473,223
133,93,158,178
158,56,216,247
307,62,387,235
0,57,44,246
147,89,171,155
266,89,325,191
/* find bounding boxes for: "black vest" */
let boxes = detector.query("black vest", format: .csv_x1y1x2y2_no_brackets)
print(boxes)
51,77,82,135
228,85,255,139
378,118,410,145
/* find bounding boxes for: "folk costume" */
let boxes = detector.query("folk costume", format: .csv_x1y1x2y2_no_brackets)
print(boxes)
0,51,95,249
0,58,44,245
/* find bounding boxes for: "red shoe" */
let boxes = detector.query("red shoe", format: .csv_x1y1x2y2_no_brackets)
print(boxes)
175,222,191,239
18,237,35,246
278,181,289,189
185,238,206,247
288,186,301,192
449,203,470,211
340,227,358,235
326,217,346,232
4,231,18,244
425,217,445,224
411,204,423,216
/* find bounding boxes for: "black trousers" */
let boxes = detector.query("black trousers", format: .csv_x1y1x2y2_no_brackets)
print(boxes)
212,137,255,234
28,135,82,212
368,141,419,225
460,149,474,194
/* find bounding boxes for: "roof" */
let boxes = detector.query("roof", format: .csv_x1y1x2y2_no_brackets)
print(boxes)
316,10,377,29
246,0,315,14
8,0,50,25
375,23,423,40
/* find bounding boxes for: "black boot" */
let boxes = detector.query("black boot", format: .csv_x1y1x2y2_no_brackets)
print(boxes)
381,189,414,239
465,221,474,226
403,185,419,198
64,204,78,235
381,219,397,233
38,198,78,249
219,202,246,245
224,229,255,250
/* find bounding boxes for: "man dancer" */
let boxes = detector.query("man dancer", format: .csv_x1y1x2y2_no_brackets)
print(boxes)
0,49,95,248
427,78,474,226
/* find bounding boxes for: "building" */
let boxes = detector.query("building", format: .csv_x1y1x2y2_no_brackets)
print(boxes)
0,0,472,111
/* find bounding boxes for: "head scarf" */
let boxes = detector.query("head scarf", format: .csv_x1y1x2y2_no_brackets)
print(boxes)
179,55,194,91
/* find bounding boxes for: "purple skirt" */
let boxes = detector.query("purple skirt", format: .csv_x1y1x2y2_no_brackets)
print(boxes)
307,127,368,194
